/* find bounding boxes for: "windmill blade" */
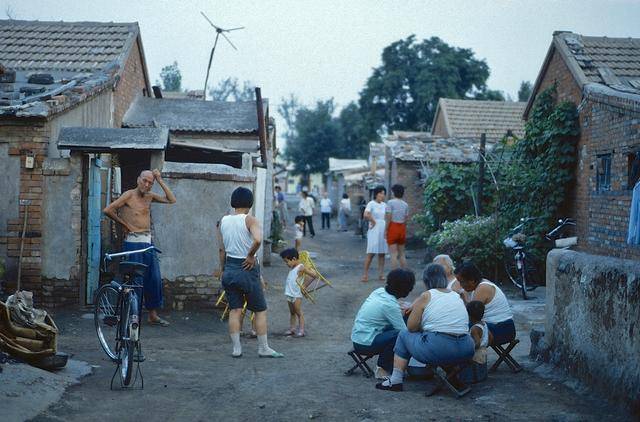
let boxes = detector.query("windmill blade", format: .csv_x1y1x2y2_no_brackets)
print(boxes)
200,11,221,31
224,26,245,32
220,32,238,50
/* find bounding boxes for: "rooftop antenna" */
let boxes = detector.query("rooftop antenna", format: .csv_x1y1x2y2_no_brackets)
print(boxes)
200,11,244,100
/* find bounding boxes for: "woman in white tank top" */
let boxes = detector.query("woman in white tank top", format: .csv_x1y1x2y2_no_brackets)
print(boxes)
455,262,516,346
376,263,475,392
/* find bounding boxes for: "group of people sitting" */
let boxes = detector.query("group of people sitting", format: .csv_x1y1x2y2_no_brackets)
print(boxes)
351,256,515,392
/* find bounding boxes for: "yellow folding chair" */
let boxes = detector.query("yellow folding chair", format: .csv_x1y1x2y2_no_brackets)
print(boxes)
214,290,252,322
295,250,332,304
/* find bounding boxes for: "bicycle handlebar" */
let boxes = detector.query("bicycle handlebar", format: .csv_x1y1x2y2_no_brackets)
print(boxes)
104,246,162,260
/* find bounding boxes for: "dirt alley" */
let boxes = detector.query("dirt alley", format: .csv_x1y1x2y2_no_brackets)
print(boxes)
32,222,631,421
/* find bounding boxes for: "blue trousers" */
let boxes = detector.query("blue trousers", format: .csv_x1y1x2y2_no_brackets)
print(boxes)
353,329,399,373
487,319,516,345
394,330,475,366
122,241,163,310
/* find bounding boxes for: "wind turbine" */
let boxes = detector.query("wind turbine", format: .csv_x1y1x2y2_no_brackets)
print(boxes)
201,11,244,100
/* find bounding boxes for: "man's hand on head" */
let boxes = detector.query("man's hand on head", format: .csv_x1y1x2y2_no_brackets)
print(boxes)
152,169,161,180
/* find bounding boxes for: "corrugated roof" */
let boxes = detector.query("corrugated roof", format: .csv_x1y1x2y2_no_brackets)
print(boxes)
123,97,261,133
385,131,486,163
328,158,369,173
433,99,526,141
57,127,168,151
0,20,138,72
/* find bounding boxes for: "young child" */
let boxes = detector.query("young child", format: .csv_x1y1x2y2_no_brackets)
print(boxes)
294,215,305,250
280,248,317,337
462,300,493,383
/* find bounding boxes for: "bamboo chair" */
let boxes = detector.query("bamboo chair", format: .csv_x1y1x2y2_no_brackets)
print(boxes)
295,250,332,304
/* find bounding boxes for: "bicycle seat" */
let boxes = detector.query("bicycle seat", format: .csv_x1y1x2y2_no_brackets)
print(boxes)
119,261,148,277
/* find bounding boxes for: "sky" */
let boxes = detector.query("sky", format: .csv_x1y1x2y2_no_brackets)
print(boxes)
4,0,640,134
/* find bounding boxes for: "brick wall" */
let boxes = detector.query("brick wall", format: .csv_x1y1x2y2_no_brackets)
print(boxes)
113,38,149,127
0,121,49,303
530,47,640,259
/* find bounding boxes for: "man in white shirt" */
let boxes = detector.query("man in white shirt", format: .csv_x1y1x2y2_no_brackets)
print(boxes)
299,191,315,237
319,192,333,230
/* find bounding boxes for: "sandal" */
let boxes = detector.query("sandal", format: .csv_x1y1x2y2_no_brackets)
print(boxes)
149,317,170,327
361,276,369,282
293,331,305,338
259,351,284,358
283,329,295,336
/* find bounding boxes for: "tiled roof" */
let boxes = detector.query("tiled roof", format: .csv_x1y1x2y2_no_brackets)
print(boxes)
57,127,168,151
433,99,526,141
526,31,640,117
385,131,487,163
0,20,138,72
328,158,369,173
123,97,261,133
0,20,142,117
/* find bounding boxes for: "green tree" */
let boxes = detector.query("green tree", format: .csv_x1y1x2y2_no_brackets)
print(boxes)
283,99,340,176
473,88,506,101
209,77,255,101
278,93,301,143
358,36,495,133
159,61,182,92
518,81,533,102
335,102,377,159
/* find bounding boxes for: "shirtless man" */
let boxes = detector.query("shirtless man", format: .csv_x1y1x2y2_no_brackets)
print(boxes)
103,169,176,326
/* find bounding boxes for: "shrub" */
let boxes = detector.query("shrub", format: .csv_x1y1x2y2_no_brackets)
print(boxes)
426,215,503,278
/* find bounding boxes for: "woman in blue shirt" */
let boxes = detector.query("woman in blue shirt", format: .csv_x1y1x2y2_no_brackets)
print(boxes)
351,269,415,378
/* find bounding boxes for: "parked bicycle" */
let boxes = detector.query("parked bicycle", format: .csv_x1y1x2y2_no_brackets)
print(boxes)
503,217,576,299
93,245,161,389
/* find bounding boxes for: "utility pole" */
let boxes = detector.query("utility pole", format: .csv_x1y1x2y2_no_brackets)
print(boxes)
477,133,486,215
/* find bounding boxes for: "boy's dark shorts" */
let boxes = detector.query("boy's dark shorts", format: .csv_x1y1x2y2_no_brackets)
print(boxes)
221,257,267,312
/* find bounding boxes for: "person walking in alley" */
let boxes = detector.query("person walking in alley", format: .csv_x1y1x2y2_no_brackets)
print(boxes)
362,186,388,282
338,193,351,231
218,187,283,358
274,185,288,228
103,169,175,326
299,191,316,237
385,184,409,269
320,192,332,230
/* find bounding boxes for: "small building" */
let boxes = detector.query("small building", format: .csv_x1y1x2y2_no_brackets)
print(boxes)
526,31,640,260
0,20,151,307
384,131,482,243
431,98,526,142
325,158,369,212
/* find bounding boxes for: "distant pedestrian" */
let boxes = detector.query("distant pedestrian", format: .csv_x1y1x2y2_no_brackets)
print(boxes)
299,191,316,238
294,215,305,250
385,184,409,269
217,187,283,358
274,185,288,228
362,186,388,282
320,192,332,230
339,193,351,231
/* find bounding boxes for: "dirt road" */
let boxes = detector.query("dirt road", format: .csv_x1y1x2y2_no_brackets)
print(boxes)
33,224,629,421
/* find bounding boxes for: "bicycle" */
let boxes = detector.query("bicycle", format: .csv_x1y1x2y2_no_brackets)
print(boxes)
503,218,576,300
93,245,161,389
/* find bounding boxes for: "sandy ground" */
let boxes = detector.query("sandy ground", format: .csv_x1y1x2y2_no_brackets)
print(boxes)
30,219,632,421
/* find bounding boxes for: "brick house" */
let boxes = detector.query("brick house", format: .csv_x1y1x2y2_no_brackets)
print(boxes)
526,31,640,259
383,131,482,244
431,98,527,142
0,20,151,307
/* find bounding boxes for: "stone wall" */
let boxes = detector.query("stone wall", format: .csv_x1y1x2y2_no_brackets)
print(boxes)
541,249,640,412
393,160,424,245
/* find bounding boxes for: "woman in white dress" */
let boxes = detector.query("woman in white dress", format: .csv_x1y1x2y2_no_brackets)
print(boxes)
362,186,388,282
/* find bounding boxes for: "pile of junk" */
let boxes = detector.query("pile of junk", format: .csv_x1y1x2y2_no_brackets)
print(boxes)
0,290,68,370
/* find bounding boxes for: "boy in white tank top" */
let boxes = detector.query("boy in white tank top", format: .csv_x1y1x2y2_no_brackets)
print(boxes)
279,248,318,337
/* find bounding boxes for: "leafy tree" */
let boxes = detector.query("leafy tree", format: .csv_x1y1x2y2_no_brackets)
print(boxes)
278,93,301,143
283,99,340,176
358,35,494,133
473,88,505,101
210,77,255,101
159,61,182,92
518,81,533,102
335,102,377,159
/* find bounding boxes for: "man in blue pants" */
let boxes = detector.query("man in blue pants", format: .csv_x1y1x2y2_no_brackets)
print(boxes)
103,169,176,326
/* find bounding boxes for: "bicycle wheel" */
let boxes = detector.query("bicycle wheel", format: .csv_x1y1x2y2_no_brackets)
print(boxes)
119,294,134,386
504,254,541,291
94,284,120,361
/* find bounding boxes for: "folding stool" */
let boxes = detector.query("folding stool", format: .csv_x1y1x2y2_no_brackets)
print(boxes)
425,363,472,399
345,350,375,378
490,339,522,373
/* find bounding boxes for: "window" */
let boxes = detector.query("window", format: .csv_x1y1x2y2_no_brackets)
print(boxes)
596,154,612,191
